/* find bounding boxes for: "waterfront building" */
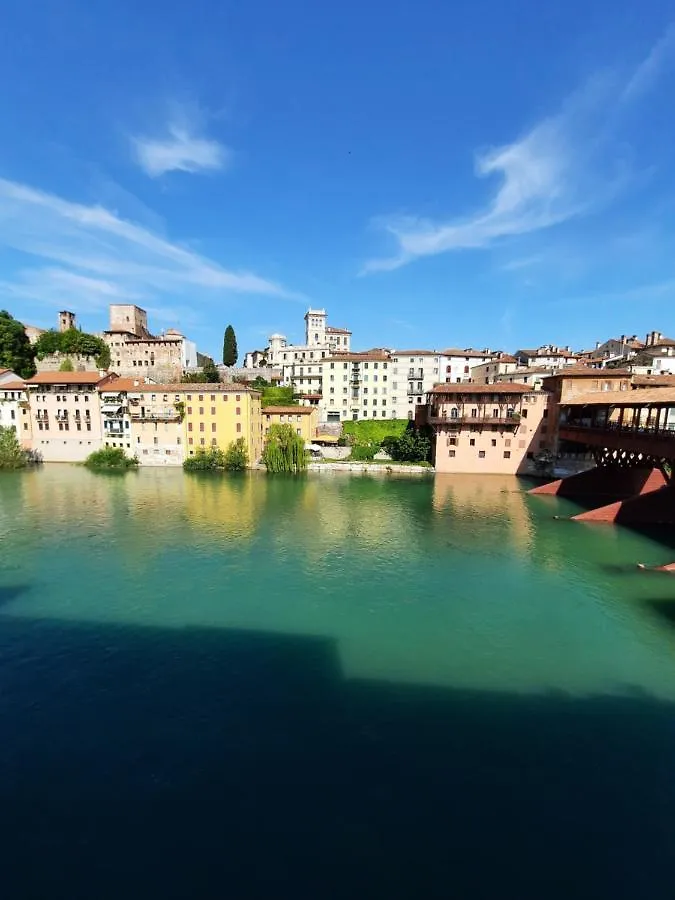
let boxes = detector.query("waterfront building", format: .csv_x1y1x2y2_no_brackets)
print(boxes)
182,384,264,463
262,406,319,443
99,378,136,455
24,371,116,462
319,350,392,421
125,384,186,466
103,304,197,383
388,351,442,419
441,348,499,383
419,383,550,474
0,378,32,447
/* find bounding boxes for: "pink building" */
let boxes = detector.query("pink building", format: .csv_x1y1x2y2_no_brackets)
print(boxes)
420,383,551,474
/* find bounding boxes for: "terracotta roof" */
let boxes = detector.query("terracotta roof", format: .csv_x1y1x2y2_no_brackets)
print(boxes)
429,382,536,395
442,348,494,358
128,383,259,394
0,381,26,391
566,388,675,405
98,378,144,392
24,372,116,386
328,350,390,362
264,406,315,415
542,367,631,379
0,368,9,376
300,393,322,399
632,375,675,387
392,350,440,357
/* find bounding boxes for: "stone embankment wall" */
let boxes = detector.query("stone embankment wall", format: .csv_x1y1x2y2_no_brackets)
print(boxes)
308,462,431,475
36,354,98,372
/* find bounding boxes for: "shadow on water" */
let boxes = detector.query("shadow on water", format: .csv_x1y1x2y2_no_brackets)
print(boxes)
643,597,675,628
0,585,30,609
1,615,675,900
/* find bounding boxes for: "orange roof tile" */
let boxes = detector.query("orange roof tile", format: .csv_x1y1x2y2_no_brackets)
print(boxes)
264,406,315,415
429,382,536,395
25,372,116,386
0,381,26,391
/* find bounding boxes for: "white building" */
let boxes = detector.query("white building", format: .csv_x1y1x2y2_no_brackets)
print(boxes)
320,351,392,421
515,345,578,369
251,308,352,370
0,376,32,447
470,355,519,384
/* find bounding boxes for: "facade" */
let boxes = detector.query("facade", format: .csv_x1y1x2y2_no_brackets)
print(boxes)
420,383,550,474
24,371,116,462
319,351,392,421
182,384,263,463
541,367,632,456
515,345,578,368
491,366,557,391
262,406,319,443
99,378,135,455
0,380,32,447
103,304,195,383
389,351,442,419
441,348,498,384
126,384,186,466
470,355,519,384
251,308,352,370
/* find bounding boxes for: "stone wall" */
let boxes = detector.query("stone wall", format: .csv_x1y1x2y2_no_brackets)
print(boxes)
36,354,99,373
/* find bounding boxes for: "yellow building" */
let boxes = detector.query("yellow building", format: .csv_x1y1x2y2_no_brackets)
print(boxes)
182,384,263,464
262,405,318,444
126,383,186,466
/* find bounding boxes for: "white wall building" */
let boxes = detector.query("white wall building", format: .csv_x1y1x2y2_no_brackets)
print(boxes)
0,378,32,446
251,308,352,370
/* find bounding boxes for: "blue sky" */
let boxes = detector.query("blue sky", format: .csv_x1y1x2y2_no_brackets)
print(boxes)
1,0,674,358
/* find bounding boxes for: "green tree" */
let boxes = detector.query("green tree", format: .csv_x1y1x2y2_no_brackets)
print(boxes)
223,325,238,366
202,357,221,382
224,438,249,471
34,328,110,369
59,357,74,372
0,310,36,378
386,425,432,462
0,425,30,469
183,447,227,471
262,424,307,474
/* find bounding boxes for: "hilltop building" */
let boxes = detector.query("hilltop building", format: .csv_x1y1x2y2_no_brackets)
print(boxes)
103,304,197,382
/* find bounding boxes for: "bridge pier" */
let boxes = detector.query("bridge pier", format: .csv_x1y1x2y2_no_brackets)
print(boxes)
528,466,666,504
571,483,675,524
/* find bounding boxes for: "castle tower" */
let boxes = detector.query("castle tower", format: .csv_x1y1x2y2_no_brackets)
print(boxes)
305,309,327,347
59,310,76,332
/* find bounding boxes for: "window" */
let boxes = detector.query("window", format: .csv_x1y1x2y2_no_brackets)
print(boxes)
187,395,192,401
199,423,204,432
491,439,497,447
236,407,241,415
236,423,242,433
211,423,216,432
187,406,192,414
86,423,91,431
188,422,193,432
505,439,511,447
211,407,216,415
522,409,528,419
469,438,475,446
199,407,204,415
449,450,456,458
236,395,241,401
84,395,89,402
479,450,486,458
153,437,158,446
188,437,194,445
504,451,511,459
199,394,204,401
210,394,216,402
448,437,457,446
200,438,205,446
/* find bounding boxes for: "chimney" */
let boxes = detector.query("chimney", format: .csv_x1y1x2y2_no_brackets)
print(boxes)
620,334,625,344
595,341,601,349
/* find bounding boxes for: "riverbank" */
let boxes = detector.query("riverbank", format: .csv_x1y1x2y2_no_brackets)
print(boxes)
307,461,432,475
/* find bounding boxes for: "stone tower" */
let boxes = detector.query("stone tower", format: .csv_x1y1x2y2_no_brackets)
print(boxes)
304,309,327,347
59,310,76,332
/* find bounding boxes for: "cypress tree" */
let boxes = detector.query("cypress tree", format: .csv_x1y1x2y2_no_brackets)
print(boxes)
223,325,238,366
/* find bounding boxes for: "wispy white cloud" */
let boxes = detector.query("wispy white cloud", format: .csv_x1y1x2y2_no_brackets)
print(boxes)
621,24,675,102
0,177,302,318
131,103,231,177
500,255,544,272
362,26,675,275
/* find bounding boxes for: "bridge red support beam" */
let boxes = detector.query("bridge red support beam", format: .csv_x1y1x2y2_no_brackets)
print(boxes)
528,466,666,501
572,484,675,525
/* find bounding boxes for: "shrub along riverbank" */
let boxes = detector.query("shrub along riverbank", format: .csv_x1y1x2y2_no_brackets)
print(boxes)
84,447,138,471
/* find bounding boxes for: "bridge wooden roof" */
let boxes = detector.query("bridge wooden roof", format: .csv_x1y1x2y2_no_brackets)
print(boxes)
566,388,675,405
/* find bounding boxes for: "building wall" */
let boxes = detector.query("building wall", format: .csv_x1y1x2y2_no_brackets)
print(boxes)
104,333,184,383
35,353,99,372
183,387,263,464
471,360,519,383
109,304,149,336
100,386,134,456
26,381,108,462
0,385,33,447
126,387,185,466
263,407,318,443
427,391,550,474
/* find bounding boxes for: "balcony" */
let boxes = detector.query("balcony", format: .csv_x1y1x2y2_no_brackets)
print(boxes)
131,409,181,422
428,413,521,427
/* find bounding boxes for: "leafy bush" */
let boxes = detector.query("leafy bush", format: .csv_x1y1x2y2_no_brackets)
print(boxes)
0,426,32,470
183,448,227,471
223,438,249,472
387,425,432,462
183,440,249,472
342,419,408,447
84,446,138,470
261,386,297,408
34,328,110,369
59,357,74,372
350,442,377,461
262,424,307,473
0,310,36,378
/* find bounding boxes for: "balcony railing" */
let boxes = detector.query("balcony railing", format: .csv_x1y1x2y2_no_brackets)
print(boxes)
130,410,180,421
428,414,520,427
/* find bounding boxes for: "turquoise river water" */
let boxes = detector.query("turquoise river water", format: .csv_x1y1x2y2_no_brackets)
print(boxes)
1,466,675,899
